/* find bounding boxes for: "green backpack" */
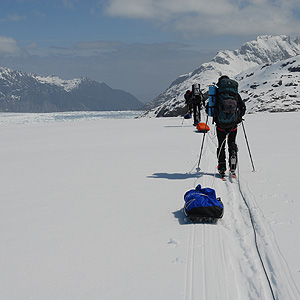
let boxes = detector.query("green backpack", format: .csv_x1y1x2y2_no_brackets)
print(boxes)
216,78,239,128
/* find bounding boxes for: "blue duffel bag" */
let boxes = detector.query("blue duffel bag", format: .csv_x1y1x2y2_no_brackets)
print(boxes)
184,184,224,220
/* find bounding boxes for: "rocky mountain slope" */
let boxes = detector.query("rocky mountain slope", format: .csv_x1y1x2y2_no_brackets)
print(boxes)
0,68,143,113
238,56,300,112
143,35,300,117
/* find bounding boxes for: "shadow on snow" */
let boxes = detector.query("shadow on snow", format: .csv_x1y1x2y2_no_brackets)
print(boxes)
148,171,217,180
172,208,219,225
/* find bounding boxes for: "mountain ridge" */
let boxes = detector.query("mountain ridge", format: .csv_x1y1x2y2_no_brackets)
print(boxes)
0,67,143,113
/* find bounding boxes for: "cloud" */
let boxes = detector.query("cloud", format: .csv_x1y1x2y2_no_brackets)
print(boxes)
24,42,38,51
22,40,124,58
62,0,79,10
104,0,156,19
0,13,27,23
103,0,300,36
72,41,123,53
0,36,22,56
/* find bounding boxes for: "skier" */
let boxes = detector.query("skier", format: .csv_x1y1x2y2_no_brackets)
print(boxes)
210,75,246,177
184,90,193,118
191,90,205,125
185,84,205,126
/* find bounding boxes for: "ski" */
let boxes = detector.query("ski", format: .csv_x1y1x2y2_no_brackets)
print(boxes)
218,172,226,180
230,170,237,179
218,171,237,181
217,166,226,181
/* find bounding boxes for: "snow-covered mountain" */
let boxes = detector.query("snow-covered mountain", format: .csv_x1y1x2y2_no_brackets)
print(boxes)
143,35,300,117
238,56,300,112
0,67,143,113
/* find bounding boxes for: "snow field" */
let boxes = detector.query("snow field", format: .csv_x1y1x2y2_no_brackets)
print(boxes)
1,112,300,299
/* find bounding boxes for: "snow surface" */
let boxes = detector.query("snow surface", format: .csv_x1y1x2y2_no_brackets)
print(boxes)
0,111,143,126
1,111,300,300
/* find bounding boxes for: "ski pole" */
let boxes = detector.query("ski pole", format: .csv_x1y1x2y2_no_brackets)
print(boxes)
241,120,255,172
181,116,185,126
196,114,209,170
181,108,190,126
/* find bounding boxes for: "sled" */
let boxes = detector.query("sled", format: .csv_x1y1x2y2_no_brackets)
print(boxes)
184,185,224,223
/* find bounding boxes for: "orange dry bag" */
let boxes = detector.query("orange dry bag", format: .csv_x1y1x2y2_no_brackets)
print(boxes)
196,122,210,133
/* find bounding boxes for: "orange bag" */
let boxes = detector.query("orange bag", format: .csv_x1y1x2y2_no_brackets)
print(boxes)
197,122,210,133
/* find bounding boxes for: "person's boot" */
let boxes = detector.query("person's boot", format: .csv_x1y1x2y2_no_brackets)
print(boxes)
217,163,226,178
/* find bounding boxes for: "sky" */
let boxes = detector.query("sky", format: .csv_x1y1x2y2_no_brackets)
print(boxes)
0,0,300,103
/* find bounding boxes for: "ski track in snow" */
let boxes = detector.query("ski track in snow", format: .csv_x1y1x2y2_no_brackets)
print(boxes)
182,114,300,300
237,171,300,300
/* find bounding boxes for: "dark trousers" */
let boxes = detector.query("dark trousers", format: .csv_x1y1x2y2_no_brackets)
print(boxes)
217,127,238,170
192,103,201,124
